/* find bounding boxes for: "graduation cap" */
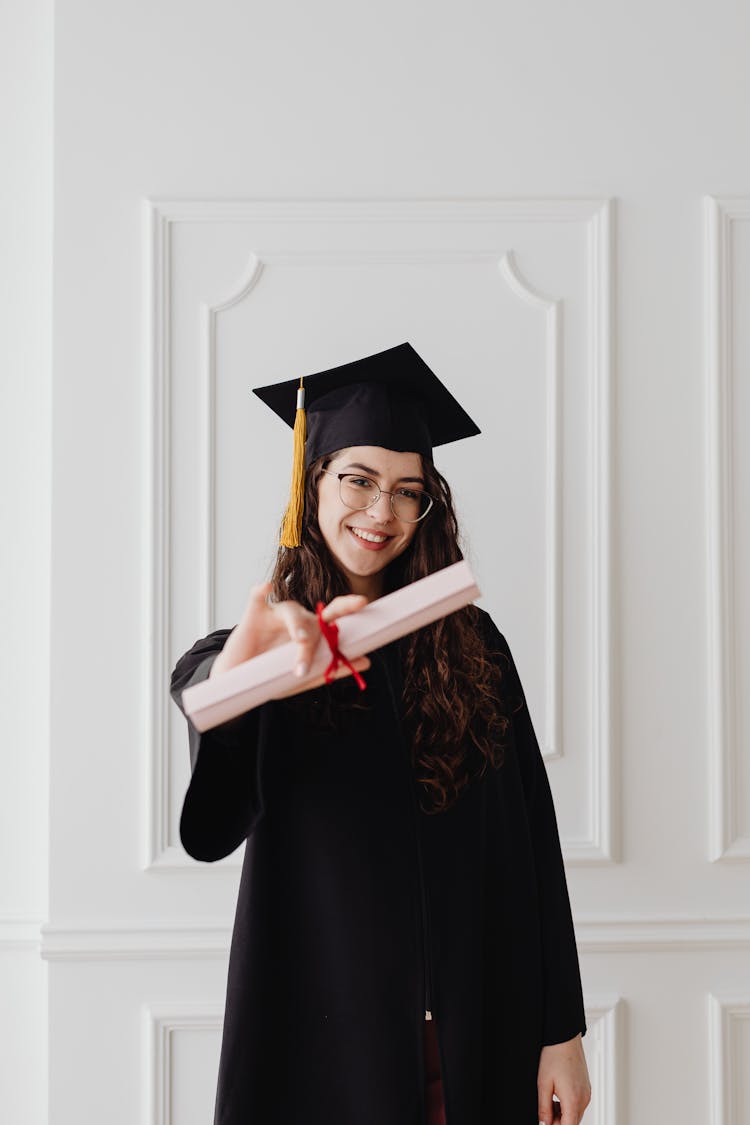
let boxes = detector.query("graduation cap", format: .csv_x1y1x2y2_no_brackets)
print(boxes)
251,342,481,547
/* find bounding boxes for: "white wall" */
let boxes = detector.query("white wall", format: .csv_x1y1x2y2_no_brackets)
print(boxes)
0,0,52,1121
2,0,748,1122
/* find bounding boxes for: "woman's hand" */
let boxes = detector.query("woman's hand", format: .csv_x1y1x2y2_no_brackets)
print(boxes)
209,581,371,696
537,1033,591,1124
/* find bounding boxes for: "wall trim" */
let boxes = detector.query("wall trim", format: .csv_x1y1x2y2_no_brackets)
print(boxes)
144,196,614,868
704,195,750,862
582,997,624,1124
0,916,44,950
39,915,750,960
708,992,750,1125
143,1002,223,1125
498,249,563,765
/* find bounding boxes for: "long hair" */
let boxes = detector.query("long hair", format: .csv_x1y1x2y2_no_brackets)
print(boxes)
268,451,513,813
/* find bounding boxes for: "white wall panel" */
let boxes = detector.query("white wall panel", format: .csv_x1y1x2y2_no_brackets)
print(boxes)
0,945,47,1125
146,198,613,870
48,960,227,1125
1,0,52,1122
39,1,750,1123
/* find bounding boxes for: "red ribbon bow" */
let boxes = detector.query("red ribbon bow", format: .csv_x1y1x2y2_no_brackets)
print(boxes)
315,602,367,691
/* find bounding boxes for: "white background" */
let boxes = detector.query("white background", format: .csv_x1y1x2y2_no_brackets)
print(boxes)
3,1,750,1122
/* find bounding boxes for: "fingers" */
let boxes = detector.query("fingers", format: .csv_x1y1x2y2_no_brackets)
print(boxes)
538,1076,554,1125
290,619,318,678
538,1090,568,1123
547,1094,585,1124
302,594,368,674
245,580,272,607
319,594,369,622
307,654,371,690
273,655,371,701
276,594,368,676
256,590,368,678
265,599,320,676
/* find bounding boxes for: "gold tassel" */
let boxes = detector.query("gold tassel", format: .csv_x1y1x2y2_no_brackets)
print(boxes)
279,377,306,548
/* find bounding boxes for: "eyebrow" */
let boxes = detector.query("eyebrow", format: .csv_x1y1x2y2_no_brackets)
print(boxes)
341,462,426,486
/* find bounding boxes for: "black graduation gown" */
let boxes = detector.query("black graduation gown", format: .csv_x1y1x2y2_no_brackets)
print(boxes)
170,608,586,1125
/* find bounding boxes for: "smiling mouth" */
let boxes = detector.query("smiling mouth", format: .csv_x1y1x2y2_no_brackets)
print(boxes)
347,525,394,544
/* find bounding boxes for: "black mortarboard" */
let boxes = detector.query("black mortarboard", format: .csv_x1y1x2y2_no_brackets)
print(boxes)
251,341,480,547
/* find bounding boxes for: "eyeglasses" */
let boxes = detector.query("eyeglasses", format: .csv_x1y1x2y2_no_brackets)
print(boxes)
320,470,435,523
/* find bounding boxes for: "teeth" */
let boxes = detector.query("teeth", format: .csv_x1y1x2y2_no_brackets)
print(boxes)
350,527,389,543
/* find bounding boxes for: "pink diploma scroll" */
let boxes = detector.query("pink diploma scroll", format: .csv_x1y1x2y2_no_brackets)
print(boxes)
181,559,481,732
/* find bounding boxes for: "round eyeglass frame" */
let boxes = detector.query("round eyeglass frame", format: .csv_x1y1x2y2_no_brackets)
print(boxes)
320,469,435,523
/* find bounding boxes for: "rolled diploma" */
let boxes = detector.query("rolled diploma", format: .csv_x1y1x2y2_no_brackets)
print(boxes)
181,558,481,732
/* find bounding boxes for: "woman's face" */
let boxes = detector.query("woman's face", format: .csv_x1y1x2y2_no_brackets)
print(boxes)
317,445,425,600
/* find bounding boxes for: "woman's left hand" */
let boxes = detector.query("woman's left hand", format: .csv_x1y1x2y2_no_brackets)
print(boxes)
537,1033,591,1124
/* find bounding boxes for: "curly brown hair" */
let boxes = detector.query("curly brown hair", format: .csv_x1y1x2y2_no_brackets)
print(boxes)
268,450,513,814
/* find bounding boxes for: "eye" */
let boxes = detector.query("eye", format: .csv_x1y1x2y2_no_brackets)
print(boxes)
397,488,421,500
348,477,375,488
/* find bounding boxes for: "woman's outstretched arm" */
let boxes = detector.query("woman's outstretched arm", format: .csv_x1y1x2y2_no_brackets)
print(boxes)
170,587,371,861
170,629,267,862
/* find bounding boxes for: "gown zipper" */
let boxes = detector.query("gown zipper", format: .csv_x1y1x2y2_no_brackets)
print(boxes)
381,647,434,1023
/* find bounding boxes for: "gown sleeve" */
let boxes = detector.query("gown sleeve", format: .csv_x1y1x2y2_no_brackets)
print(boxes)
169,628,268,862
481,611,588,1046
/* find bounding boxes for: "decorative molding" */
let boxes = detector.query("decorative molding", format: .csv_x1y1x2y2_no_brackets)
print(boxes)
142,197,610,224
143,198,173,872
586,199,616,865
41,922,232,961
708,992,750,1125
576,915,750,953
143,1002,223,1125
39,915,750,960
144,197,614,868
498,250,563,765
200,254,264,631
704,196,750,862
581,997,624,1125
146,843,242,871
0,916,44,951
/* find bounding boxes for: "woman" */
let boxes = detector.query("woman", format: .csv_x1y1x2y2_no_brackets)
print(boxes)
171,343,591,1125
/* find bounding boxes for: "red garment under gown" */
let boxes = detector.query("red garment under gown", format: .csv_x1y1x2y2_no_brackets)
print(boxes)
424,1019,446,1125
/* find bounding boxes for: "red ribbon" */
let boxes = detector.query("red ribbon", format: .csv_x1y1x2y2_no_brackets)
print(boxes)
315,602,367,691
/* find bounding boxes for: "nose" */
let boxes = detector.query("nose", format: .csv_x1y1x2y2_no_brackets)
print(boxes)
366,491,395,523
